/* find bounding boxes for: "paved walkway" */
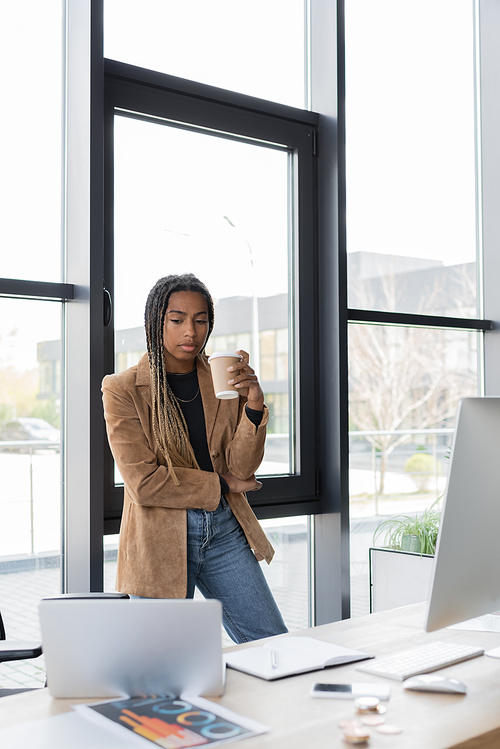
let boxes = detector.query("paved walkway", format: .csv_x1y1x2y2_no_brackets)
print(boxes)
0,567,59,690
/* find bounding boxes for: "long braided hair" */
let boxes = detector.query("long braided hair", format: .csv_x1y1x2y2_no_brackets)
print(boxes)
145,274,215,485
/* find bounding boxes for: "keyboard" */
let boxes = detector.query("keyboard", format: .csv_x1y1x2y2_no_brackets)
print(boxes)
355,641,484,681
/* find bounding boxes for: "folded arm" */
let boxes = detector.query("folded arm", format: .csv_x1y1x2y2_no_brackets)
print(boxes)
223,401,269,482
102,375,220,510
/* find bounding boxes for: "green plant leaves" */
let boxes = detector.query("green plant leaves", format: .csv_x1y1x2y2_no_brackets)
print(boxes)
372,498,442,555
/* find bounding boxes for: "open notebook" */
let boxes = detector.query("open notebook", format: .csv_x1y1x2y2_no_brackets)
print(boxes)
224,636,373,680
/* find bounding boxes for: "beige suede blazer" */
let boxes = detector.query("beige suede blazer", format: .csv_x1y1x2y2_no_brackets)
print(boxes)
101,353,274,598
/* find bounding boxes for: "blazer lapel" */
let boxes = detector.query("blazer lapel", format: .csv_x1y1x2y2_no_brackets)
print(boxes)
136,353,152,407
198,355,219,445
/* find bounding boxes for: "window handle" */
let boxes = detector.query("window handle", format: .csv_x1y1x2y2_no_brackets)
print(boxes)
103,285,112,327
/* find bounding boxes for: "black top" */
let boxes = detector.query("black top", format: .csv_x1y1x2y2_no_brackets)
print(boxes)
167,368,263,496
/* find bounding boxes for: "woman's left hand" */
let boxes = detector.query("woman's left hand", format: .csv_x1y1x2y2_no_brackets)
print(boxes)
227,350,264,411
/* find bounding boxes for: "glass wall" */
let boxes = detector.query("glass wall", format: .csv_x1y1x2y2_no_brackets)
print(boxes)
104,0,305,108
345,0,480,616
345,0,477,318
0,2,63,282
348,323,478,614
0,299,62,689
104,515,310,644
106,100,311,631
113,114,295,477
4,0,500,697
0,1,63,690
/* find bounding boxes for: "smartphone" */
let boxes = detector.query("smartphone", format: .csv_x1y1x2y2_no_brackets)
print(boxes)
310,682,391,700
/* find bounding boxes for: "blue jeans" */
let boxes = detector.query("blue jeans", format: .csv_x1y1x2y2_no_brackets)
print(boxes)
132,497,288,644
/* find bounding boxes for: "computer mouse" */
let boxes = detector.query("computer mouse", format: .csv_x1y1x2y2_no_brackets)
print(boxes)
403,674,467,694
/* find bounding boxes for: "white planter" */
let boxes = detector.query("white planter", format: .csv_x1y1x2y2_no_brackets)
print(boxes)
369,546,435,613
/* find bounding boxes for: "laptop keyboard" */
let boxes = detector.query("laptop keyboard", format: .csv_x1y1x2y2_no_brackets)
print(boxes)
355,641,484,681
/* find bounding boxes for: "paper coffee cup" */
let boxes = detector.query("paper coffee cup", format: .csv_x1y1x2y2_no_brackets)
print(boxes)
208,351,243,399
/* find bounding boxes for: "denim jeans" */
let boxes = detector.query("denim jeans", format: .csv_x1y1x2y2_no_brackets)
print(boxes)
132,496,288,644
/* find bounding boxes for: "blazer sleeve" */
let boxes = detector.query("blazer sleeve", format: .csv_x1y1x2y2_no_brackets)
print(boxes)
223,400,270,480
102,375,220,511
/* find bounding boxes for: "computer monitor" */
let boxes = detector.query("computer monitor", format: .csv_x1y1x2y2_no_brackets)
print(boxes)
425,396,500,632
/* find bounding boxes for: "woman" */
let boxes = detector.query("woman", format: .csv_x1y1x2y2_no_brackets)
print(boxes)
102,273,288,643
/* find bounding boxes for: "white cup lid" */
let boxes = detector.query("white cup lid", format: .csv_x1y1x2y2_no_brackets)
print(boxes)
208,351,242,361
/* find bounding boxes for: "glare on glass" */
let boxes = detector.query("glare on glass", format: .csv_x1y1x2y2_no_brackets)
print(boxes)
0,299,61,558
104,516,310,637
0,2,63,282
348,323,478,617
104,0,305,108
113,115,294,480
345,0,477,316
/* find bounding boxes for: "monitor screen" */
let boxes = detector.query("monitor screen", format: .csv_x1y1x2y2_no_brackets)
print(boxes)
425,397,500,632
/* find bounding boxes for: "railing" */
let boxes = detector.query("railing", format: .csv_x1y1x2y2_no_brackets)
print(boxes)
0,440,60,555
348,428,454,515
0,440,59,452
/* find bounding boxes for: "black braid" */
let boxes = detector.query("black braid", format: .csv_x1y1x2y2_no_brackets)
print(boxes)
145,274,214,484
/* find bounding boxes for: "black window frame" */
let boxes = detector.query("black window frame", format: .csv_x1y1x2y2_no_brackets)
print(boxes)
102,59,321,533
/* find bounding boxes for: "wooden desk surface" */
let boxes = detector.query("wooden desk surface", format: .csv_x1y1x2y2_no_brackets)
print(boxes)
2,603,500,748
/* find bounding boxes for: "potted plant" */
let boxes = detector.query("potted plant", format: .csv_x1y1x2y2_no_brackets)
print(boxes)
369,498,442,612
372,497,442,555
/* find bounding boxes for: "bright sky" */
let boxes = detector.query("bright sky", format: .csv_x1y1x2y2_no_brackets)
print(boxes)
113,117,290,329
1,0,478,368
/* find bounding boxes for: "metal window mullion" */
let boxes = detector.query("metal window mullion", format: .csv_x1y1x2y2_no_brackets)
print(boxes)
64,0,105,594
348,308,492,331
476,1,500,397
0,278,74,301
309,0,348,626
104,59,319,129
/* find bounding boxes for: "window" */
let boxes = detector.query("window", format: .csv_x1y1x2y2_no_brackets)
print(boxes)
5,3,500,669
0,2,66,690
344,0,489,616
104,515,311,635
1,2,63,281
104,0,306,108
345,0,477,318
111,118,290,432
102,62,319,529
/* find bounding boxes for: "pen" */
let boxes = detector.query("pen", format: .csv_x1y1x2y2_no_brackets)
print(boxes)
271,649,277,669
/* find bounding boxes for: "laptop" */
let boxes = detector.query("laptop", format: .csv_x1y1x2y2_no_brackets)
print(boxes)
38,598,224,699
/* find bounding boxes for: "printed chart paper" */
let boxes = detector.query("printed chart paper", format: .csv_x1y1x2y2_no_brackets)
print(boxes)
75,694,269,748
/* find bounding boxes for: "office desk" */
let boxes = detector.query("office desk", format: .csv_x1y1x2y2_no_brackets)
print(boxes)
2,603,500,748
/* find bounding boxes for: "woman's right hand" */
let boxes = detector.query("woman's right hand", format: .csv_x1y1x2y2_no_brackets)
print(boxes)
221,471,262,493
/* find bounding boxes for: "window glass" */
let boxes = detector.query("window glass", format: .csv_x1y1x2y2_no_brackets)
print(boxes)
348,324,478,616
345,0,477,316
113,114,294,478
260,331,277,381
104,0,305,108
0,299,61,689
104,516,310,641
0,2,63,281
